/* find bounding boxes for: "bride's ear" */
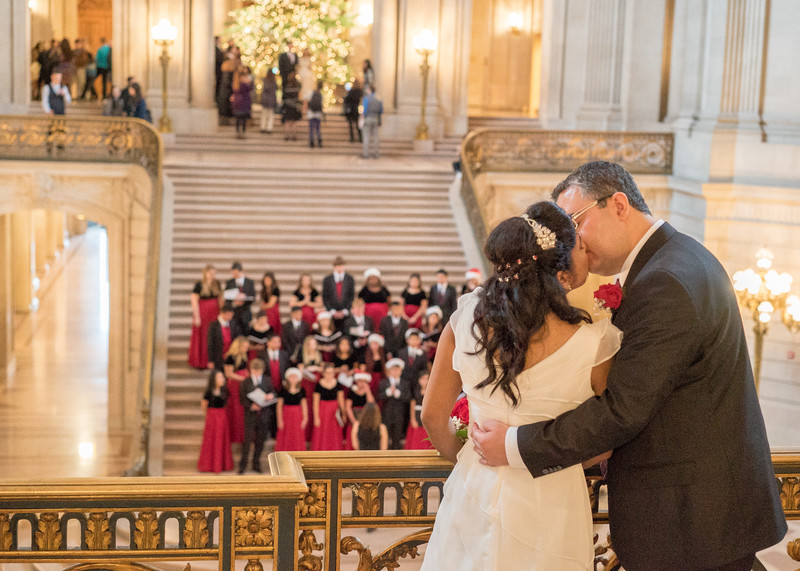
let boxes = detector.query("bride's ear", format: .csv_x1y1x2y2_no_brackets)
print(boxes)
556,271,572,292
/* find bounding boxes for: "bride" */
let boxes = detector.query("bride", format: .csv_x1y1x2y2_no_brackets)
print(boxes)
420,201,620,570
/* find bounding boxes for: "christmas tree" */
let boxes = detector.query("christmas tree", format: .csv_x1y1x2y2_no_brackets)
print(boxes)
225,0,355,105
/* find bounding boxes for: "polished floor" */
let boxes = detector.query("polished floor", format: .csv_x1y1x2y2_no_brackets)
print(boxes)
0,226,133,480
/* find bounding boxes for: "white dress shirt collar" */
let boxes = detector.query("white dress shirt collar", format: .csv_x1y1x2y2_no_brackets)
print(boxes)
615,219,665,287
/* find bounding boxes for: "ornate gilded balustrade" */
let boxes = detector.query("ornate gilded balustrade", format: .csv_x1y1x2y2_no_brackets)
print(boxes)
0,115,163,475
0,451,797,570
458,128,675,250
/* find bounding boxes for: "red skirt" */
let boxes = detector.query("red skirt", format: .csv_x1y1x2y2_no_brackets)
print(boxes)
364,302,389,328
226,378,245,443
188,298,219,369
370,372,382,398
301,306,317,328
404,425,433,450
343,406,363,450
265,304,282,335
197,407,234,473
275,405,306,451
404,304,422,329
302,376,319,442
311,399,343,451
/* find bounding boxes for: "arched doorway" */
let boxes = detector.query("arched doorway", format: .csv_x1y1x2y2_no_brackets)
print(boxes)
468,0,543,117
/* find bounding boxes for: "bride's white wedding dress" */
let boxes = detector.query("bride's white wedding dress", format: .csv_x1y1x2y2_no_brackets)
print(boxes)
421,290,622,571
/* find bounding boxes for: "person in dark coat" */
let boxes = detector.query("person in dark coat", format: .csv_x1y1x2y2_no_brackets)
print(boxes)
225,261,256,335
321,256,356,331
472,160,787,571
238,358,276,474
260,69,278,133
278,41,297,88
207,303,238,371
281,306,310,364
379,301,408,359
341,299,374,362
344,80,363,142
232,67,253,139
378,359,410,449
427,269,458,325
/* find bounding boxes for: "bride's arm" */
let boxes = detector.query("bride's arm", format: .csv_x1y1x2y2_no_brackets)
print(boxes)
582,358,615,468
421,323,463,463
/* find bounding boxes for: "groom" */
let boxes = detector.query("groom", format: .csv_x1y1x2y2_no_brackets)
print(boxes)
473,161,786,570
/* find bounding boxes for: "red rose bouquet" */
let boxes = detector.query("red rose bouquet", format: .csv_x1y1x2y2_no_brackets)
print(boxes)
593,282,623,312
450,396,470,443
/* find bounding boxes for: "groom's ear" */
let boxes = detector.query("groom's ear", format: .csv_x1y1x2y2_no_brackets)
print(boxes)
610,192,632,220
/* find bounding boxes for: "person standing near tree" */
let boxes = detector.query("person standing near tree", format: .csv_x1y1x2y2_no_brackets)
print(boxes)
361,84,382,159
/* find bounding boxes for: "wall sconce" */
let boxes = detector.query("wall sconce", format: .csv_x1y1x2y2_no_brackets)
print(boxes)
508,11,523,34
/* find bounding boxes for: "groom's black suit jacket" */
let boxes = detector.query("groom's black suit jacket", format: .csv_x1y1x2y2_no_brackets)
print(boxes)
517,223,786,570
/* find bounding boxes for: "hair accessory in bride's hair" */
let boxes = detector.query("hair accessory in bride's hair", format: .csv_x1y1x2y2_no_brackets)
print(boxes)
520,214,557,251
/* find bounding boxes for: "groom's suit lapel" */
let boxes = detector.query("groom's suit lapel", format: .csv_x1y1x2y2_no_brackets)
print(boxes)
611,222,677,324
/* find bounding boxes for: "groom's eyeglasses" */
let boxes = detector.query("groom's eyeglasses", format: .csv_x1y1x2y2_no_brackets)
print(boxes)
569,200,600,230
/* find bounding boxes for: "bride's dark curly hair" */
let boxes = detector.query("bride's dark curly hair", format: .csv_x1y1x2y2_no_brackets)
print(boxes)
472,201,590,406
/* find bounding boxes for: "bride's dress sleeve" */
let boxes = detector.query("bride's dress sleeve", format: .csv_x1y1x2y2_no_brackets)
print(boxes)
592,318,623,366
448,289,480,373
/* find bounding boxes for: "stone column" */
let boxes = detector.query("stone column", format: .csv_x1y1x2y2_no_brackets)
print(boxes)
32,209,50,275
0,215,15,381
372,0,399,113
188,0,218,131
718,0,768,124
0,0,30,115
11,211,34,313
576,0,627,129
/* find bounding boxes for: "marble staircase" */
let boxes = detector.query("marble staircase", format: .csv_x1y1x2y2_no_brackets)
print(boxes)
161,156,467,473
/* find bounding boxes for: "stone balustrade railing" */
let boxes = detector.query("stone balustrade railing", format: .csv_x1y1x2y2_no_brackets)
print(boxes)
0,451,797,570
458,128,675,251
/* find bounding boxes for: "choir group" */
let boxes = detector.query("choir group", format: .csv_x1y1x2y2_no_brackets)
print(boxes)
190,257,484,473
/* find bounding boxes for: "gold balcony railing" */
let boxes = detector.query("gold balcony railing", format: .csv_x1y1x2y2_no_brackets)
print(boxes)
458,128,675,252
0,451,797,570
0,115,164,476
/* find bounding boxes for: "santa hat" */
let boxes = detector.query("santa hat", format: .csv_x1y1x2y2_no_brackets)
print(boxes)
385,358,405,370
316,311,332,322
405,328,422,340
284,367,302,380
363,267,381,279
425,306,443,319
353,372,372,382
367,333,385,347
465,268,482,281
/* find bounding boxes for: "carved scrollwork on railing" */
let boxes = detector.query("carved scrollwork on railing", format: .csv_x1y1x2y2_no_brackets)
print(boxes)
298,529,325,570
341,528,431,571
34,512,62,551
787,537,800,566
0,115,161,186
780,476,800,512
458,128,674,260
85,512,112,550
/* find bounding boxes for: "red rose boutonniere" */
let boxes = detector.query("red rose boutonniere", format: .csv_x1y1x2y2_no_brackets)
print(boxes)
594,282,623,312
450,397,470,443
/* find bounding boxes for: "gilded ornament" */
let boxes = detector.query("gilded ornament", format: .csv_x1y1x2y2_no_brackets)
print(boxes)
0,513,11,551
244,559,264,571
35,512,62,551
340,536,372,571
134,511,160,550
85,512,112,550
788,537,800,562
299,482,327,518
298,530,325,571
400,482,424,517
354,483,381,517
234,509,273,547
183,511,209,549
370,528,431,571
779,477,800,510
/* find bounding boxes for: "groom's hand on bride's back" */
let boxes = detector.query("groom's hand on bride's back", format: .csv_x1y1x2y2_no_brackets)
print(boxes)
472,420,509,467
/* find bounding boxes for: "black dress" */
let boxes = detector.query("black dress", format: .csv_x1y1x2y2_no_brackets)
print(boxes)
282,82,302,122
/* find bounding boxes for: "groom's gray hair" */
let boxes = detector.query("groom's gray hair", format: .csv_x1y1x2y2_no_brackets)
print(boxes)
551,160,651,215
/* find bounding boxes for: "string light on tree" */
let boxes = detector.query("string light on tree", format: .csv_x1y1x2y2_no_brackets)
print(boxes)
225,0,354,105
